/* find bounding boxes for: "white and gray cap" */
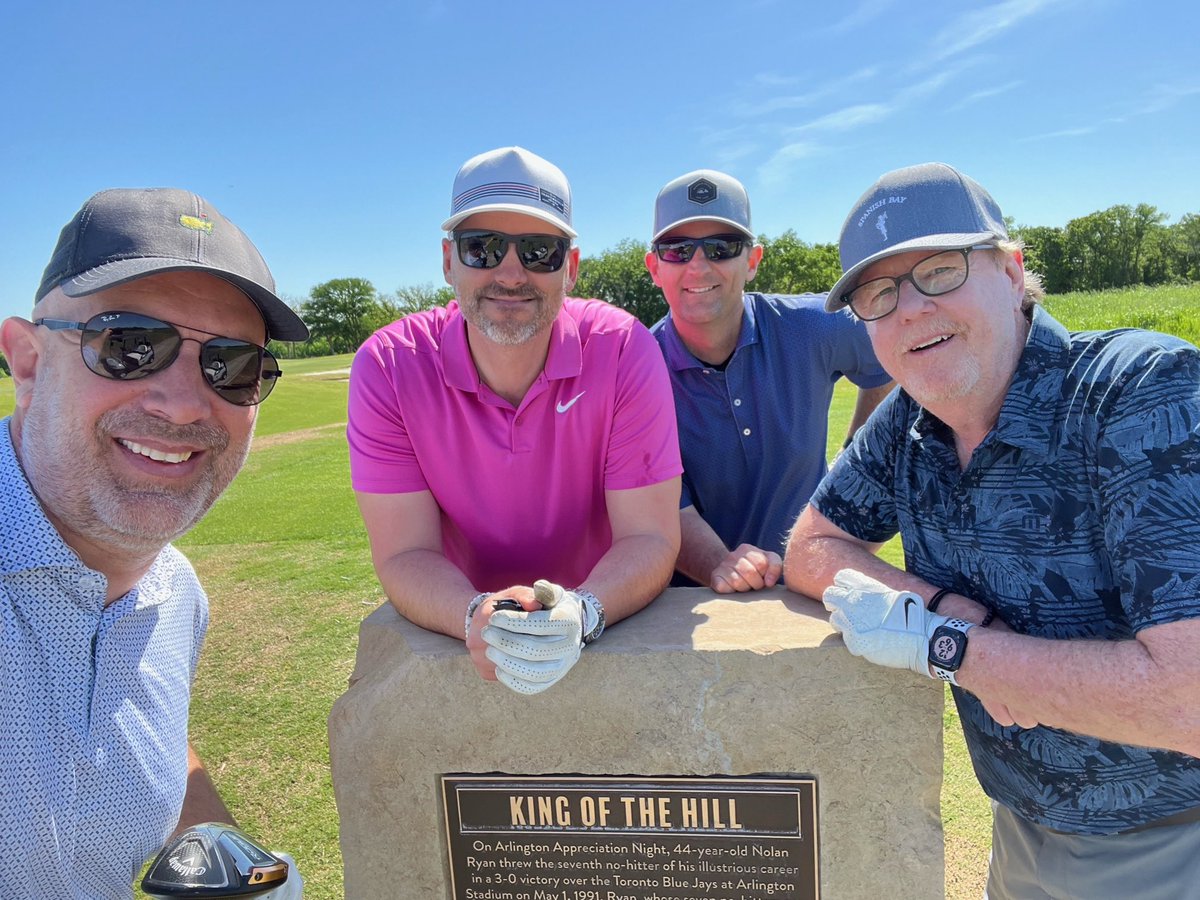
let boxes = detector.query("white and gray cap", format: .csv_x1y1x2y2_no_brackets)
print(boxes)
652,169,753,243
441,146,576,238
825,162,1008,312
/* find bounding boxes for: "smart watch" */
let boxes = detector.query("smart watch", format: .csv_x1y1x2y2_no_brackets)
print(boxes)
928,618,975,685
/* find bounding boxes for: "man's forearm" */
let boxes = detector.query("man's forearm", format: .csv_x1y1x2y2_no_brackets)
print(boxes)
674,507,730,585
175,744,234,837
374,547,479,639
579,533,677,624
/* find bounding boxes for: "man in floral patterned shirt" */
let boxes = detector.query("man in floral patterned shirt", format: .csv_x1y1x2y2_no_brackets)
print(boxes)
785,162,1200,899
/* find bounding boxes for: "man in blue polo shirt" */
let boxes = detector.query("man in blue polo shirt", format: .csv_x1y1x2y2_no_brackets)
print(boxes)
645,169,892,592
786,162,1200,898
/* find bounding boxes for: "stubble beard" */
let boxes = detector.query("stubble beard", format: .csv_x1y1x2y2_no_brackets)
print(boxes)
461,283,557,346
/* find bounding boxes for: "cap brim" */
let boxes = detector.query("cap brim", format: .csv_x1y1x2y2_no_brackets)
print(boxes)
824,232,1000,313
651,216,754,244
440,203,577,239
60,258,310,342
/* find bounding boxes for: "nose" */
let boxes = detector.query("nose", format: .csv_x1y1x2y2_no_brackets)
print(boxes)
491,241,531,286
139,340,217,424
893,276,935,322
685,245,715,270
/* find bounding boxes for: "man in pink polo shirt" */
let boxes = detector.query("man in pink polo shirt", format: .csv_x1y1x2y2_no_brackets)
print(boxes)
348,146,682,695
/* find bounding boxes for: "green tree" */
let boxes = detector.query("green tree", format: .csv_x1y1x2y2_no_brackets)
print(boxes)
575,239,665,326
301,277,382,354
1012,224,1070,293
754,231,842,294
1166,213,1200,281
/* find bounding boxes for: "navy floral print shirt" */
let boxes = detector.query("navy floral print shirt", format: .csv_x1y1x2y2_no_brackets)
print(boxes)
812,307,1200,834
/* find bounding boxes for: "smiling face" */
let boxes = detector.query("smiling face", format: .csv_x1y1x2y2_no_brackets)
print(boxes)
442,211,579,347
645,221,762,337
859,246,1028,424
8,270,264,556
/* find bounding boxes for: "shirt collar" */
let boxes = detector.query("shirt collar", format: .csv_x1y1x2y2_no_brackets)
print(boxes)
910,307,1070,456
441,300,583,392
0,417,84,575
660,294,758,371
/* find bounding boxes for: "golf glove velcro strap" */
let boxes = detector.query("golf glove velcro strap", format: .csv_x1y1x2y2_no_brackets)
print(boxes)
483,580,583,694
821,568,950,678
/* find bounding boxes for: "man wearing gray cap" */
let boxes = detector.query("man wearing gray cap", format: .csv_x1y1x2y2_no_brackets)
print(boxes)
348,147,681,696
785,163,1200,897
644,169,891,592
0,189,305,897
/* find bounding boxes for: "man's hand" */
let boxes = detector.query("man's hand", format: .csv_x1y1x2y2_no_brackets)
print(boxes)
711,544,783,593
821,569,950,677
482,580,584,694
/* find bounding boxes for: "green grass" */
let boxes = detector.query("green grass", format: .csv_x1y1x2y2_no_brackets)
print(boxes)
3,283,1195,899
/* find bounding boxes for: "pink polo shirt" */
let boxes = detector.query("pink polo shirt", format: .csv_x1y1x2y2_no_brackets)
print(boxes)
347,298,681,590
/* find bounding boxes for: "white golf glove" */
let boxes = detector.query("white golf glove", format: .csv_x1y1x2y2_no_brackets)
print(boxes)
483,580,583,695
822,569,949,678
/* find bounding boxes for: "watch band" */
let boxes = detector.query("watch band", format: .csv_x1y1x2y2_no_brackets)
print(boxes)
463,592,490,640
573,589,606,645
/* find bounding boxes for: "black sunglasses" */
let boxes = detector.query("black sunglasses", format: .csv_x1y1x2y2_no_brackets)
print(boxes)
453,230,570,273
34,311,281,406
652,234,746,264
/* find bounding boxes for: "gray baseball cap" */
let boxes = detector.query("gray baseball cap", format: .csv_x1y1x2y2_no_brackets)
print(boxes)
441,146,576,238
37,188,309,342
825,162,1008,312
652,169,753,243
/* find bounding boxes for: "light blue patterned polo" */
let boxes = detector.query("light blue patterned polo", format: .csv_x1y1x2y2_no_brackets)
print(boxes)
0,417,208,898
812,308,1200,834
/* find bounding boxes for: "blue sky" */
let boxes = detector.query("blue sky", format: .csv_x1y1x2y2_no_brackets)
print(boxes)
3,0,1198,325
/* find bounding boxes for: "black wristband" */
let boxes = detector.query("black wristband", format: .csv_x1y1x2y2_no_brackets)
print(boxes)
980,607,996,627
927,588,952,613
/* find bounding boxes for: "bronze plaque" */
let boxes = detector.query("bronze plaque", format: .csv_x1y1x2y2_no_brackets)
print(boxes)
442,775,819,899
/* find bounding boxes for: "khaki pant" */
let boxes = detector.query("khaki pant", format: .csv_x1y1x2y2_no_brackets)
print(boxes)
985,802,1200,900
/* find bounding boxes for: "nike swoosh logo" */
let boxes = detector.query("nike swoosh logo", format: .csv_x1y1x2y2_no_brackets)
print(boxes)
904,597,917,628
556,391,586,414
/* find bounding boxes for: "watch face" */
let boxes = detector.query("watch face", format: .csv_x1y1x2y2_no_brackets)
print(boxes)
932,634,960,663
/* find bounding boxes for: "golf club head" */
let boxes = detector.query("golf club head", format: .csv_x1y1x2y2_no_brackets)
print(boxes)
141,823,289,898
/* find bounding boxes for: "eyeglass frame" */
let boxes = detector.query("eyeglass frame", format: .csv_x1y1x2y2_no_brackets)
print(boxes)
33,311,281,406
840,244,997,321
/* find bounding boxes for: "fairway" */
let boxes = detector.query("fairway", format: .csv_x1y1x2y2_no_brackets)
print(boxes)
2,282,1196,899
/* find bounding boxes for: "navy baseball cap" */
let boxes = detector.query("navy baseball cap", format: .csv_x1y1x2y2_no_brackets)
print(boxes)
825,162,1008,312
37,188,309,342
652,169,753,243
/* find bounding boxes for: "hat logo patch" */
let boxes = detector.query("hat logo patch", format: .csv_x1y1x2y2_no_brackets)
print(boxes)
179,214,213,234
875,212,888,241
538,187,567,215
856,194,906,230
687,178,717,205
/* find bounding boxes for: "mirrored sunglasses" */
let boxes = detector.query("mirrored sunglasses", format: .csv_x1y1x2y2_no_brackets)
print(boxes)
652,234,746,264
35,310,281,406
453,230,570,273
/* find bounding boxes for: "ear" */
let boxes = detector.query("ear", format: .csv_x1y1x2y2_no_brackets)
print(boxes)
0,317,43,411
644,250,662,286
442,237,455,286
562,246,582,293
999,248,1025,298
744,243,764,284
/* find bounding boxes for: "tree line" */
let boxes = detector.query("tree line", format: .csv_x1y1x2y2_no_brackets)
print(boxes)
272,202,1199,358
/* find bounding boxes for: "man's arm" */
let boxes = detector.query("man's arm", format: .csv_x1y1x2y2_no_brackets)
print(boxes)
788,506,1200,757
677,505,782,593
841,382,894,449
356,489,508,680
578,478,681,623
174,744,234,837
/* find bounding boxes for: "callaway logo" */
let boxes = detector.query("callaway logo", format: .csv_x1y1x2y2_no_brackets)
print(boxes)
556,391,586,413
876,211,889,241
903,596,917,627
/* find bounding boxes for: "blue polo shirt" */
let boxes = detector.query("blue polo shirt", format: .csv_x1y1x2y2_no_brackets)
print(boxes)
651,292,890,564
812,308,1200,834
0,419,207,897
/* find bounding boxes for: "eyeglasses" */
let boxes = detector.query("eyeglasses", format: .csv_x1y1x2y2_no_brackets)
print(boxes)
652,234,746,264
34,311,281,406
841,246,994,321
453,230,571,273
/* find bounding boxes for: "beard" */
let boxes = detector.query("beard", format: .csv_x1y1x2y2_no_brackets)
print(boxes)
18,392,250,553
459,282,559,346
